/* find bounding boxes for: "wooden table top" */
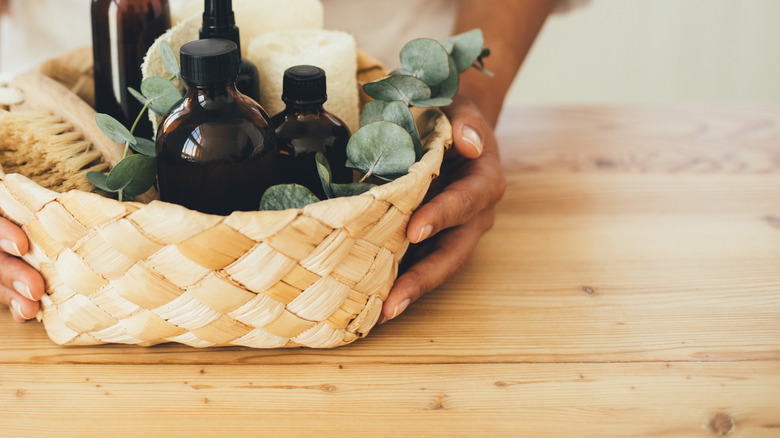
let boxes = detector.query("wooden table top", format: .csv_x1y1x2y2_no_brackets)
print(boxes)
2,104,779,437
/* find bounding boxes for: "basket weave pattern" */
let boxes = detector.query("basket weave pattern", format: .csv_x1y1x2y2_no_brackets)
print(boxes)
0,110,450,348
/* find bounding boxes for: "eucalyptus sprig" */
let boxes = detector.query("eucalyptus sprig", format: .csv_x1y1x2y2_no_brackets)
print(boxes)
87,41,183,201
260,28,491,211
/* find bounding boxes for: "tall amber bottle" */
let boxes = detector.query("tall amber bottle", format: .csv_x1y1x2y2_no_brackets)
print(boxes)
271,65,351,199
91,0,170,139
156,39,276,216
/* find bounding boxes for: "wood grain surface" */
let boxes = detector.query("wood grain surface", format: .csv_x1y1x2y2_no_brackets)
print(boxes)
2,105,779,437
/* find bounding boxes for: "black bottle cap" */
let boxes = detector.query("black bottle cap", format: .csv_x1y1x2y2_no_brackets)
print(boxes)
180,39,240,85
200,0,242,53
282,65,327,105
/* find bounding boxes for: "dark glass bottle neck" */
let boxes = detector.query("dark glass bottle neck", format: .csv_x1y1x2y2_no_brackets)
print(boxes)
284,102,325,114
186,80,239,101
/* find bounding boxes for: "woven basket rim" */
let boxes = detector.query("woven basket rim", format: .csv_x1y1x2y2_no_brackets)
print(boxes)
0,106,451,221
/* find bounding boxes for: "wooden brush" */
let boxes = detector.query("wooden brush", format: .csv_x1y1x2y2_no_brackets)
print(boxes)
0,110,108,192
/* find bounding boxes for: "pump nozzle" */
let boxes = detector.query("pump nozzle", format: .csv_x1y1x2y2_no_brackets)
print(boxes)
200,0,241,53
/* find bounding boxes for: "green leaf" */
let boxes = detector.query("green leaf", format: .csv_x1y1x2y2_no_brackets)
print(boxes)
389,68,412,76
363,75,431,105
86,171,114,192
95,113,136,145
259,184,320,211
360,100,389,127
128,87,148,105
131,136,157,157
346,121,415,180
369,172,408,182
442,29,484,73
141,76,182,115
381,100,422,160
105,154,157,197
440,40,454,54
400,38,451,87
315,152,333,199
433,56,460,99
410,97,453,108
331,182,375,198
160,40,180,79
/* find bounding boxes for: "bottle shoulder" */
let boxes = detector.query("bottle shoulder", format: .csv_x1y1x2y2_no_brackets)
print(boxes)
272,107,351,136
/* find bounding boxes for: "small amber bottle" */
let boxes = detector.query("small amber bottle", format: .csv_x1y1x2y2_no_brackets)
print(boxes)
271,65,351,199
199,0,260,102
91,0,171,139
156,39,276,215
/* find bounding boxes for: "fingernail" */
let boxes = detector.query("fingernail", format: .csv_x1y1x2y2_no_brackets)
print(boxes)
377,314,388,325
415,225,433,243
0,239,21,257
462,125,483,156
13,281,34,301
11,299,30,320
391,299,411,320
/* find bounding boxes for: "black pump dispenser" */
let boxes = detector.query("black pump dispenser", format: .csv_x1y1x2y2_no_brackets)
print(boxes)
199,0,260,101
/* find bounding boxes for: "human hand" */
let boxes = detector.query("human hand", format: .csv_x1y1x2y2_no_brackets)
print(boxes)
379,96,506,324
0,217,45,322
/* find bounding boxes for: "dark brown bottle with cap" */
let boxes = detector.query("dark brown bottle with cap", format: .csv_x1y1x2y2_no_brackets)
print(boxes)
91,0,170,139
156,39,276,215
271,65,351,199
200,0,260,102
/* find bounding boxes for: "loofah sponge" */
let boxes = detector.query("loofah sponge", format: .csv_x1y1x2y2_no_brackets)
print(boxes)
247,29,360,133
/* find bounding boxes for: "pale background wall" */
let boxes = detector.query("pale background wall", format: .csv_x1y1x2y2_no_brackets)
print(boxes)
506,0,780,104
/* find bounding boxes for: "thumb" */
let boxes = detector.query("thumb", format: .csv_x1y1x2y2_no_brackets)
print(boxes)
443,97,491,159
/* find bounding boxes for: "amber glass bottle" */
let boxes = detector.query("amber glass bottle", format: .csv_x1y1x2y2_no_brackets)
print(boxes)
200,0,260,102
156,39,276,215
91,0,170,139
271,65,351,199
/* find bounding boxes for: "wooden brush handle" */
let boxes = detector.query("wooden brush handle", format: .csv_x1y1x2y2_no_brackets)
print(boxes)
9,72,125,167
9,72,158,203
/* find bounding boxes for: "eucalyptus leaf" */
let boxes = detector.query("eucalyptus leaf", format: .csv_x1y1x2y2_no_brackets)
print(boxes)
434,56,460,99
95,113,136,145
381,100,422,160
410,97,453,108
131,136,157,157
346,121,415,180
315,152,333,198
442,29,484,73
160,40,180,78
363,75,430,105
400,38,451,87
332,182,375,198
259,184,320,211
369,172,408,182
105,154,157,197
360,100,389,127
141,76,182,115
128,87,148,105
86,171,114,192
389,68,412,76
440,40,454,54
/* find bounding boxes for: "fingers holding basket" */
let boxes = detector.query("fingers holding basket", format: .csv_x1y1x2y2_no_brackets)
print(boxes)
0,217,44,322
380,207,497,324
405,121,505,245
0,216,29,257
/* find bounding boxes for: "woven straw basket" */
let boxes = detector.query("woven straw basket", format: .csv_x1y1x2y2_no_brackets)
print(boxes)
0,48,451,348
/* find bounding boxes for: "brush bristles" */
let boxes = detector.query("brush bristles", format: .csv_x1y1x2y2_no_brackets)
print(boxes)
0,110,109,193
